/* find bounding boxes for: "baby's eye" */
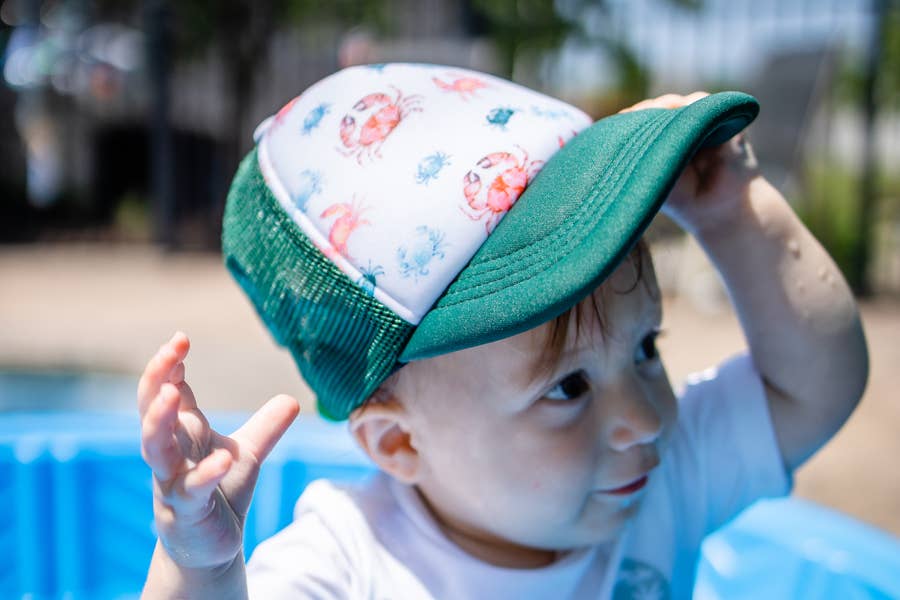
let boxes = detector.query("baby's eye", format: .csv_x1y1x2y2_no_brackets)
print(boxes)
544,370,590,402
635,329,663,365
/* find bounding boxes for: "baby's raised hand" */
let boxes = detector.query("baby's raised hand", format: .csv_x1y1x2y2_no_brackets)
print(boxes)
137,332,299,571
618,92,764,236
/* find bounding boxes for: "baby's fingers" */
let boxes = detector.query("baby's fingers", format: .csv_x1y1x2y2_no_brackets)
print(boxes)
141,384,184,481
618,91,709,114
231,394,300,464
137,332,190,417
179,449,233,509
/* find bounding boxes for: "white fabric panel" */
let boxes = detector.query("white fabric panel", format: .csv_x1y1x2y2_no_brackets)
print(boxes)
256,63,592,324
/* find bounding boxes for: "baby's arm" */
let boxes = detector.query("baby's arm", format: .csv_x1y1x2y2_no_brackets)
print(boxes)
624,93,868,472
689,173,868,471
138,333,299,599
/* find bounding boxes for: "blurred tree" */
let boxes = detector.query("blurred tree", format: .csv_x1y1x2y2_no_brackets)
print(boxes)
467,0,574,79
468,0,703,111
835,0,900,109
816,0,897,294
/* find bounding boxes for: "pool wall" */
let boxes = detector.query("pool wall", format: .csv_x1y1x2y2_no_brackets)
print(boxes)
2,411,899,599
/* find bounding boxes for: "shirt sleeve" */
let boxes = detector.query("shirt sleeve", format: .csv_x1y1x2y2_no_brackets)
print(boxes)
675,352,793,534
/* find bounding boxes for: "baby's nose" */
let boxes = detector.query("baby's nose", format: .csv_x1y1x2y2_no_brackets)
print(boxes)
603,378,664,451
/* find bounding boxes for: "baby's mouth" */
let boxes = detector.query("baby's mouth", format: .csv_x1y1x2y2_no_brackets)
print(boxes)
600,475,649,496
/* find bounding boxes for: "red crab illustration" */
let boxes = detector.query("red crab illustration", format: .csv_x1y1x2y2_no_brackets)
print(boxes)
273,94,301,127
557,129,580,148
319,200,370,260
432,76,487,100
461,147,544,234
338,86,423,164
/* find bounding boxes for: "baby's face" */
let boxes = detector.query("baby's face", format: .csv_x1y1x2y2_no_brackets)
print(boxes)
398,250,677,563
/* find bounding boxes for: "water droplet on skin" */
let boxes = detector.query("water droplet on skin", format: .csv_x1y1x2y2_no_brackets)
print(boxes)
787,239,800,258
818,266,828,280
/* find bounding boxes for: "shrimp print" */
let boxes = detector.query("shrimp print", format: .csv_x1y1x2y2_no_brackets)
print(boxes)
461,147,544,234
415,152,451,185
338,86,424,164
319,200,370,260
397,226,447,281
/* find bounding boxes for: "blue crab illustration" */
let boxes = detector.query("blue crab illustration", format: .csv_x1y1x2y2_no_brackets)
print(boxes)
415,152,451,185
364,63,388,72
397,226,447,281
292,169,323,212
486,106,517,129
356,261,385,296
530,104,570,120
302,103,331,135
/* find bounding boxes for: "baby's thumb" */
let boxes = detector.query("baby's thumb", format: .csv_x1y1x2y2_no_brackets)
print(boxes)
232,394,300,465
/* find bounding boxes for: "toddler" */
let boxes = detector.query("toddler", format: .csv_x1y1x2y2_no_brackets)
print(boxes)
137,64,868,598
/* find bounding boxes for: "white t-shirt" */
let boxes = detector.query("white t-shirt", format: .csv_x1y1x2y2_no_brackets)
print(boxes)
246,353,792,599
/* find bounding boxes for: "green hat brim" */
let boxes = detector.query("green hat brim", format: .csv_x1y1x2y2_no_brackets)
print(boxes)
400,91,759,361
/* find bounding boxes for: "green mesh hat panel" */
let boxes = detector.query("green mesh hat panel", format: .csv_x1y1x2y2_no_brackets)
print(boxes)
222,148,414,420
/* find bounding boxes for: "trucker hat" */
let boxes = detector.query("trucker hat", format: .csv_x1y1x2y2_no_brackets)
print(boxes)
222,62,759,419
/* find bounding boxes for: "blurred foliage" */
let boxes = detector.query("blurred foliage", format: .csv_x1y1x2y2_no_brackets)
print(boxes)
469,0,701,110
163,0,395,59
794,160,900,290
113,191,152,241
835,1,900,109
469,0,575,77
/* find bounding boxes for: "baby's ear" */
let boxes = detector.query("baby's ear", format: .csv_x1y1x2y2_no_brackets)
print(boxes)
349,393,421,484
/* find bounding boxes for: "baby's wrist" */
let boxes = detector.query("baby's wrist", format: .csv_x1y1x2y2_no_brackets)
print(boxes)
690,175,782,243
147,541,247,599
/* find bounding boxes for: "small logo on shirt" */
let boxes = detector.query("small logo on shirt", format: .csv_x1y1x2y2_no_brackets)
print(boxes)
613,558,670,600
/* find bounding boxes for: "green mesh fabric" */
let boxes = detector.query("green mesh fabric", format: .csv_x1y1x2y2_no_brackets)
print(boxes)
221,148,414,420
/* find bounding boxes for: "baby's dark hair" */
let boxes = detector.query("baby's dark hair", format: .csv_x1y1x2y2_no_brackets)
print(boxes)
529,237,653,385
359,238,653,413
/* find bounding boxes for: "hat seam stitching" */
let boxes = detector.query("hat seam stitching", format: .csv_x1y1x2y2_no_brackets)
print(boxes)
436,110,675,305
447,110,672,287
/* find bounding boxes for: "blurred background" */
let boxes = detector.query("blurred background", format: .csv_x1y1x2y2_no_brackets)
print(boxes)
0,0,898,593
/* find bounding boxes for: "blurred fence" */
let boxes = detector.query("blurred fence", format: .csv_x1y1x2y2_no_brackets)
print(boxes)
1,0,897,291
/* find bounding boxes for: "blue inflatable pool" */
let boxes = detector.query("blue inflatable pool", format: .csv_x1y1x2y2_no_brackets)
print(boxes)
1,405,899,598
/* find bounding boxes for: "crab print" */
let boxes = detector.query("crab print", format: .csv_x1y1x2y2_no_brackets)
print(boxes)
356,260,385,296
292,169,323,212
397,226,447,281
432,75,487,100
557,129,579,148
415,152,451,185
486,107,517,129
338,86,423,164
319,199,370,260
530,104,572,121
302,103,331,135
461,147,544,234
273,95,301,127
